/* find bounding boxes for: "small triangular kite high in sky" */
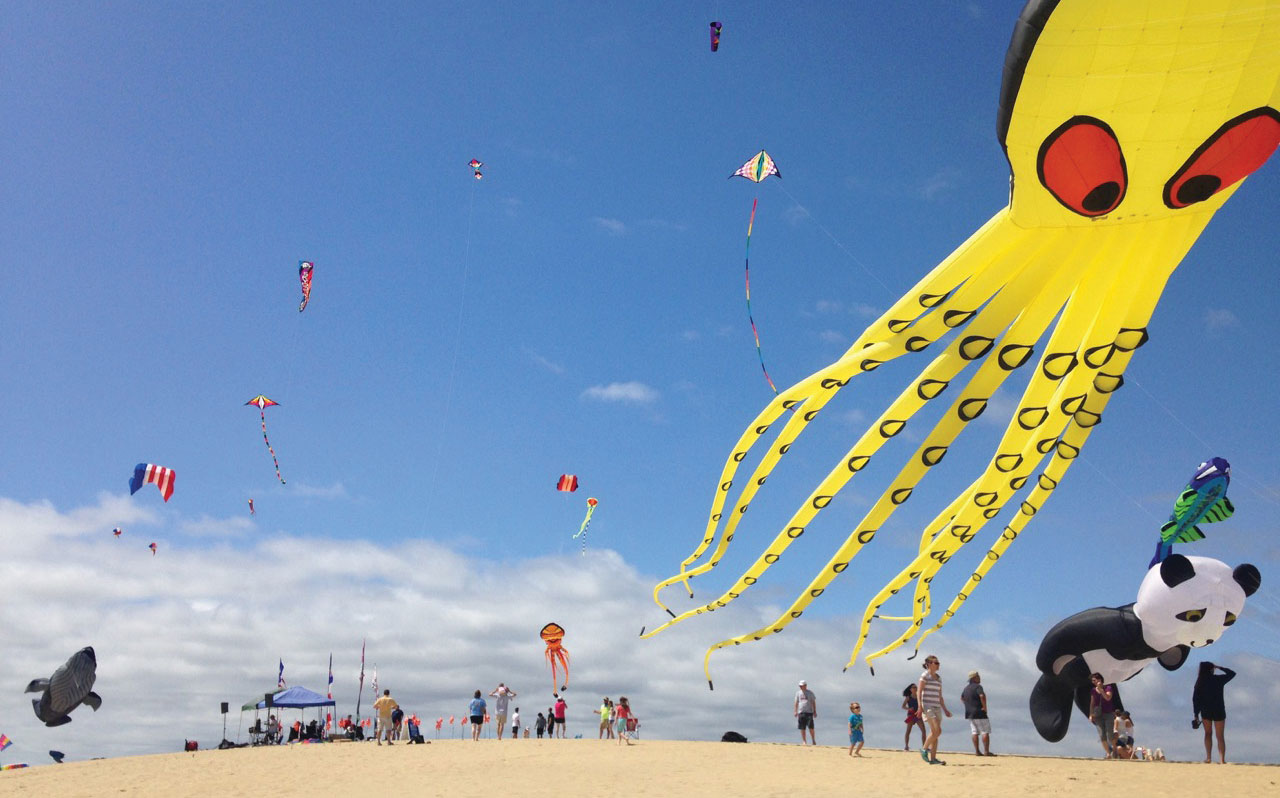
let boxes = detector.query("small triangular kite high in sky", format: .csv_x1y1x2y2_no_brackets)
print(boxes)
129,464,175,502
729,150,782,393
246,395,286,484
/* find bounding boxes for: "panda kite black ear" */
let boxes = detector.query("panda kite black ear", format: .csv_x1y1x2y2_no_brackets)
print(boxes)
1233,564,1261,597
1159,554,1196,588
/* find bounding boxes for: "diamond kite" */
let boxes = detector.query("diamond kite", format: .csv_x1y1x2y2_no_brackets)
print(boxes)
730,150,782,394
246,395,286,484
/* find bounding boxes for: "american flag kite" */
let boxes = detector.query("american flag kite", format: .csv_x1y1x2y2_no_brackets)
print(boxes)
130,463,175,502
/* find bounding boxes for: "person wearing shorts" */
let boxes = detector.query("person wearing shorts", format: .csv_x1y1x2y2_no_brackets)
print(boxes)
960,670,994,756
917,656,952,765
468,690,487,741
1088,674,1117,758
847,702,864,756
794,680,817,745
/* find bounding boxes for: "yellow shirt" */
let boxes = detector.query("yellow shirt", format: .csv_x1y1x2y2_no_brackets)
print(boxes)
373,695,397,720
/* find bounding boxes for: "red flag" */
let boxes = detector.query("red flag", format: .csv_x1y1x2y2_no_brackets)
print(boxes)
435,718,443,730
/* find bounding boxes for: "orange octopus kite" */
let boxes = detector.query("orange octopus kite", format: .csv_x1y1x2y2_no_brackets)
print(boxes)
540,623,570,692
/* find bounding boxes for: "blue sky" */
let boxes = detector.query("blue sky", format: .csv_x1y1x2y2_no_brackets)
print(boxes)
1,1,1278,766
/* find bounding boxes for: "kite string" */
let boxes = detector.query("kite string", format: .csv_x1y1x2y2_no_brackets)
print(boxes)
422,178,477,524
773,183,894,296
745,195,778,393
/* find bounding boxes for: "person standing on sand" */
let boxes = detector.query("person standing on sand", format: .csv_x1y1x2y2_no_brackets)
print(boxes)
468,690,487,742
960,670,994,756
373,689,398,746
1193,661,1236,763
847,702,864,757
536,712,546,738
553,694,568,738
489,683,516,741
917,655,951,765
546,706,556,738
614,696,634,745
594,697,612,739
1088,673,1118,759
902,684,926,750
511,708,520,739
794,679,817,745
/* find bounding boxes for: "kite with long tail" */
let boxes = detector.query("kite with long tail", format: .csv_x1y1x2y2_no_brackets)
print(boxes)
245,395,286,484
298,261,314,312
540,623,570,692
731,150,782,393
572,497,598,556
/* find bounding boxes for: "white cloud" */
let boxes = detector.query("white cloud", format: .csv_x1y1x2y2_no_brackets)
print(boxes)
523,347,566,375
1203,308,1240,332
581,382,659,404
0,495,1275,766
179,514,255,538
592,217,628,236
783,205,811,226
919,168,961,201
819,330,847,344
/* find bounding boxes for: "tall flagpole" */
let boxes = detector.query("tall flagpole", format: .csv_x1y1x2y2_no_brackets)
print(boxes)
355,639,366,724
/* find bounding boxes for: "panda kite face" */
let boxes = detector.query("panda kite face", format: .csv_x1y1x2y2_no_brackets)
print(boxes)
1134,554,1260,652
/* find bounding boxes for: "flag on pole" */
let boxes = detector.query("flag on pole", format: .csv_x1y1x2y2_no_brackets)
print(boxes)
356,639,366,721
327,653,333,700
277,659,285,689
371,664,378,698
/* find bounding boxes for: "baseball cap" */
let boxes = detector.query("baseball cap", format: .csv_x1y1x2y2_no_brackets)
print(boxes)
798,679,807,686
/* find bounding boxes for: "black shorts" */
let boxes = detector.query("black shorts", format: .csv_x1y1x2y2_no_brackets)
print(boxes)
470,715,484,725
798,712,814,730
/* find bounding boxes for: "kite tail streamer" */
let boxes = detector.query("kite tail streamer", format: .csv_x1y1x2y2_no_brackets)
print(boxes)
260,411,286,484
745,196,777,393
572,499,597,556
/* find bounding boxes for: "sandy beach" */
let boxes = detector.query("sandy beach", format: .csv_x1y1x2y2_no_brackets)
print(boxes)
0,740,1274,798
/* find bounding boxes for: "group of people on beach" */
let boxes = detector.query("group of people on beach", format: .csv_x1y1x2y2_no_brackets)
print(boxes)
803,655,1236,764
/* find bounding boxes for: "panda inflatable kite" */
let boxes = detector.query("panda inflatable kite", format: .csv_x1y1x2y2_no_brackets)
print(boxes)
1030,554,1260,742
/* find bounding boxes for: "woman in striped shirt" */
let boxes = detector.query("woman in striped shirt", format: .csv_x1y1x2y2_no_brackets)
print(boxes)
916,655,952,765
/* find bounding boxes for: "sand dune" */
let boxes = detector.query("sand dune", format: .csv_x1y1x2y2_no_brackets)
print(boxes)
0,739,1275,798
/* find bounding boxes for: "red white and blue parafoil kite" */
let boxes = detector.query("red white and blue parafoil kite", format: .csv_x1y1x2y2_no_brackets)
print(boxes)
129,463,175,502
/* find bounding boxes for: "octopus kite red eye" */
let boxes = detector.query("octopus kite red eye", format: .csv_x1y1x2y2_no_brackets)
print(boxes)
1164,107,1280,209
1037,116,1127,217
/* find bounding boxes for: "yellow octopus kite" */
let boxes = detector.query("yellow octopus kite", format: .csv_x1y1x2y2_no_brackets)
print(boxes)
645,0,1280,687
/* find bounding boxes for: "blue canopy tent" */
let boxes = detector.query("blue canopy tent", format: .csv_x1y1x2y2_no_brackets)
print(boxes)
244,686,336,743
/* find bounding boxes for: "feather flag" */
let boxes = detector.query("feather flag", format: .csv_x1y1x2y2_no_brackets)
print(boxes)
327,653,334,699
356,639,366,721
130,463,175,502
277,659,286,690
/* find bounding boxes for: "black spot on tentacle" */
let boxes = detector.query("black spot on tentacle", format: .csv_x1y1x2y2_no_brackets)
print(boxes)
998,344,1035,370
782,400,798,410
943,309,976,327
711,512,722,521
847,456,870,472
982,507,1000,519
995,453,1023,472
985,551,1001,562
950,524,970,539
804,409,820,421
810,588,824,597
1075,409,1102,427
1001,527,1018,541
958,398,988,421
956,526,976,543
1083,343,1114,368
1042,352,1078,379
1060,394,1086,414
832,562,848,573
891,488,913,505
1094,372,1124,393
1020,501,1038,516
1009,476,1028,490
1113,327,1149,351
721,480,733,491
744,576,757,585
821,378,849,389
764,554,779,563
959,336,995,360
861,359,882,372
918,291,949,308
755,424,770,434
889,588,900,595
733,452,746,462
715,600,726,608
917,379,949,400
971,573,982,583
787,526,805,538
974,492,998,506
905,337,930,352
857,529,876,543
756,476,768,486
887,319,911,333
778,443,791,454
1037,474,1058,490
922,446,948,466
1056,441,1081,459
908,571,921,579
737,504,749,514
812,495,833,509
930,552,951,564
1036,437,1057,454
790,610,803,618
1018,407,1049,429
879,420,906,438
